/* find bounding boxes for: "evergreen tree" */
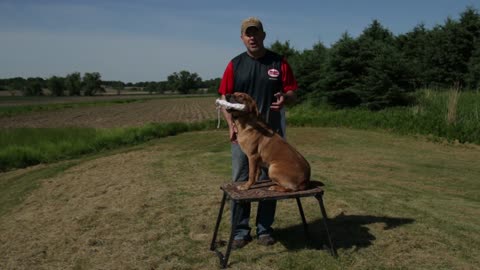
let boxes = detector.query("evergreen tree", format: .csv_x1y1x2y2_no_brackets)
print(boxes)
466,40,480,89
292,42,328,101
461,7,480,90
269,40,298,60
422,10,479,88
396,24,430,88
321,32,363,108
321,21,414,109
356,21,414,109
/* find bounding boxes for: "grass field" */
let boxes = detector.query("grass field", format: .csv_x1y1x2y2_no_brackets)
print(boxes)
1,127,479,269
1,93,479,269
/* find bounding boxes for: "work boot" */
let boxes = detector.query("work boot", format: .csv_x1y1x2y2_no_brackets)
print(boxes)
232,238,251,250
257,234,276,246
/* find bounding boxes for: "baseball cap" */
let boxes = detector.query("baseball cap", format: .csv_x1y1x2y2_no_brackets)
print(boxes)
241,17,264,34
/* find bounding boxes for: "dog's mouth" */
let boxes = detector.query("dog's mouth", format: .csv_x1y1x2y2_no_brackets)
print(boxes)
226,106,240,113
226,95,238,103
225,95,244,112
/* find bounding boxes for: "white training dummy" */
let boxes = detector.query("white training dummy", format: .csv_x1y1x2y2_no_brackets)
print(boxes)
215,98,246,128
215,99,246,111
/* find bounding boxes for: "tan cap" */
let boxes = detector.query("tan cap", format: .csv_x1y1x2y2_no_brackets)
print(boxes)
241,17,264,34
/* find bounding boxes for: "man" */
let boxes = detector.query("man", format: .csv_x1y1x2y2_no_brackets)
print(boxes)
218,17,298,249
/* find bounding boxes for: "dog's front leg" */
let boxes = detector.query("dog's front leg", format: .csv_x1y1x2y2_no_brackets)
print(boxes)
238,155,260,191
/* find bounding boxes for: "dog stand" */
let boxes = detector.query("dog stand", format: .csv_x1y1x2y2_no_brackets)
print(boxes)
210,180,336,268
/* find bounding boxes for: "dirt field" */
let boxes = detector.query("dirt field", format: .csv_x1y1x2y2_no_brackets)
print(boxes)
0,96,218,128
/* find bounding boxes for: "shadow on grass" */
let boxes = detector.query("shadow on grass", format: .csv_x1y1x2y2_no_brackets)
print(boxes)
275,214,415,251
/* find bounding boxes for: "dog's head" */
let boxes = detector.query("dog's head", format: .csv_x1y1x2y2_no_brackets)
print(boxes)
225,92,259,118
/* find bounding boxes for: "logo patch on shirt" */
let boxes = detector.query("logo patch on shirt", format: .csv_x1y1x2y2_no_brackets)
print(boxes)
268,68,280,78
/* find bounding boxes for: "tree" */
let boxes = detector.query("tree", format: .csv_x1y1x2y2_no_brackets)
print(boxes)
23,78,44,96
167,70,202,94
203,78,221,94
144,82,156,94
461,6,480,90
48,76,65,96
459,6,480,58
269,40,298,60
466,40,480,89
102,80,125,90
291,42,328,101
319,20,415,109
418,7,480,88
4,77,26,95
353,22,414,109
144,81,168,94
320,32,364,108
83,72,105,96
65,72,82,96
396,24,430,88
360,20,395,44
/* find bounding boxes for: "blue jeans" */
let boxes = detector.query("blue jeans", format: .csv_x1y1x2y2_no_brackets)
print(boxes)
231,143,276,240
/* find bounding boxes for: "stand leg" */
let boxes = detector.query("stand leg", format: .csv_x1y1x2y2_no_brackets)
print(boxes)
210,192,227,251
315,194,337,257
296,198,310,241
222,201,242,268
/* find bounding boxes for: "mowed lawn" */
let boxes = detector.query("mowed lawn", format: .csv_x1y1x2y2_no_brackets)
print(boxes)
0,127,479,269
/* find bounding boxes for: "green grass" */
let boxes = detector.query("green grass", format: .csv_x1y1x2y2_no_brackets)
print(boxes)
289,89,480,144
0,120,219,171
0,162,77,216
0,128,479,269
1,89,479,173
1,90,478,268
188,128,479,269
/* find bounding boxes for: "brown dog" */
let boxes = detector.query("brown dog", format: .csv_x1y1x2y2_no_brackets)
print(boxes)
225,92,311,192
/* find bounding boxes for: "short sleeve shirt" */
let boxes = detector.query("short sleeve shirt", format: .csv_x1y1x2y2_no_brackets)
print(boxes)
218,50,298,135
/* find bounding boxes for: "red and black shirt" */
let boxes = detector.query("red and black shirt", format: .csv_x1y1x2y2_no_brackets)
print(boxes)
218,50,298,134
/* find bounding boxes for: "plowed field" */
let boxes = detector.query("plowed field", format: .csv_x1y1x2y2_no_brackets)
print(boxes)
0,96,218,128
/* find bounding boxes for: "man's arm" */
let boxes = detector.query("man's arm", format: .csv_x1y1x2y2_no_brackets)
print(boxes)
283,90,297,104
271,57,298,111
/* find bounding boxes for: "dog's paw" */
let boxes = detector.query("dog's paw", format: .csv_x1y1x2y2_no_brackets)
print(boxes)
237,184,250,191
267,185,278,191
268,185,290,192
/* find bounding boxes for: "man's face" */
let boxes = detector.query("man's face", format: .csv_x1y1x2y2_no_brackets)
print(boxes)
241,27,266,55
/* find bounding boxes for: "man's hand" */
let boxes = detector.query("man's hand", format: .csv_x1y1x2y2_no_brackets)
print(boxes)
270,92,285,111
220,94,239,143
229,124,238,144
270,91,296,111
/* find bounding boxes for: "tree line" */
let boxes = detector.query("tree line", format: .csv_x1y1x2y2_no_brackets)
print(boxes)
0,72,105,96
270,6,480,109
0,71,219,96
135,72,220,94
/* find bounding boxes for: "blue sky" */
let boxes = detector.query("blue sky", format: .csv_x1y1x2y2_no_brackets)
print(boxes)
1,0,478,83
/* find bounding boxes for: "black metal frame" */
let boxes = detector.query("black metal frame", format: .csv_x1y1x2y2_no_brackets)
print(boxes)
210,188,336,269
